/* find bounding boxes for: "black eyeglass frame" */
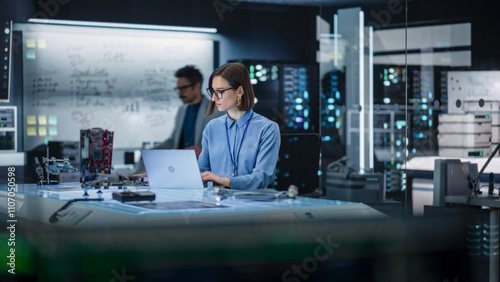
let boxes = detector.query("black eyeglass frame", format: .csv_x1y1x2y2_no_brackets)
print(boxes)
206,87,234,99
174,83,195,92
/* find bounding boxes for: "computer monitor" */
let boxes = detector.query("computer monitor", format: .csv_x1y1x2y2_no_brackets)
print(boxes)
433,159,477,206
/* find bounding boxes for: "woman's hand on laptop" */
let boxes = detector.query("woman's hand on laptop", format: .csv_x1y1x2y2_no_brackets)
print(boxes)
130,172,147,179
201,171,230,188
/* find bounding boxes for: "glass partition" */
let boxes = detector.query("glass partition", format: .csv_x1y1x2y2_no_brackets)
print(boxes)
406,2,500,281
317,2,409,213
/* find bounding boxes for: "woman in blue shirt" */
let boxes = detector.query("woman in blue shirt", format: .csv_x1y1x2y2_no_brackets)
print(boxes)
198,62,280,190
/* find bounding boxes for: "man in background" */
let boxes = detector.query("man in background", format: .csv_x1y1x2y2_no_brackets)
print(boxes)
133,65,222,174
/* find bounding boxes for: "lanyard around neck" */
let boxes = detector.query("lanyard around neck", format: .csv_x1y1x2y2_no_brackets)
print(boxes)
225,112,254,177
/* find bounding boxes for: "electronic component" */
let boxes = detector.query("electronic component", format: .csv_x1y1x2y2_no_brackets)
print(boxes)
33,145,79,185
0,106,16,151
282,65,317,131
324,157,386,202
241,60,281,123
48,141,80,168
80,128,114,181
1,20,11,103
438,113,492,157
33,157,44,183
112,191,156,203
234,60,318,133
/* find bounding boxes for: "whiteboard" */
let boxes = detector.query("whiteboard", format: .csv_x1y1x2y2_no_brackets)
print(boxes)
18,24,214,150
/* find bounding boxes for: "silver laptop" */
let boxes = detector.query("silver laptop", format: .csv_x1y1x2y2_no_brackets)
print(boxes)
141,149,204,189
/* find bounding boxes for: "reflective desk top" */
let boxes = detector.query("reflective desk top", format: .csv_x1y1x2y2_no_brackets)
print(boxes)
0,183,387,228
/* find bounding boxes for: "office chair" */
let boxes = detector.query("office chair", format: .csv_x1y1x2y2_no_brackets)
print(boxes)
273,133,322,197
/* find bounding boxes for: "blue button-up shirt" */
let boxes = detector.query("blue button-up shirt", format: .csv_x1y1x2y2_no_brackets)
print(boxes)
198,110,280,190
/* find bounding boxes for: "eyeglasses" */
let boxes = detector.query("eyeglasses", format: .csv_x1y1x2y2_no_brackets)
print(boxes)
174,83,194,92
206,87,234,99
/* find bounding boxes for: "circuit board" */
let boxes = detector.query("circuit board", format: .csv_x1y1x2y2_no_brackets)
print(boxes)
80,128,114,181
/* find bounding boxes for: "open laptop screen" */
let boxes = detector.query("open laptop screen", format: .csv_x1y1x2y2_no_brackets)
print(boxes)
141,149,204,189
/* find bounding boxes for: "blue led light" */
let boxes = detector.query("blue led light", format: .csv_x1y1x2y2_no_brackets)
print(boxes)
383,97,391,104
395,120,406,127
304,91,309,99
328,105,334,110
295,105,303,111
295,98,303,103
328,98,334,104
304,121,309,130
295,117,303,123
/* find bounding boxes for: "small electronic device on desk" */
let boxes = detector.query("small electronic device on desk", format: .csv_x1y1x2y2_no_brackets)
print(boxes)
112,190,156,203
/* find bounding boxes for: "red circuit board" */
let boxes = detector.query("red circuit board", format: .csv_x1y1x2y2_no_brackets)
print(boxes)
80,128,114,181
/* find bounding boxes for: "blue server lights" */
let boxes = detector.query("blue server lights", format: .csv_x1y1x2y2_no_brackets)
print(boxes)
1,20,11,103
238,60,318,133
283,66,312,131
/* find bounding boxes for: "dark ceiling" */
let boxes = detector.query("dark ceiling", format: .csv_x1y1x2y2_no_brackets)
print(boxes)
238,0,392,7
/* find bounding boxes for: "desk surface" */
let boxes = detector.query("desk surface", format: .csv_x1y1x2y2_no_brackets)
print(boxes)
1,183,386,228
0,183,472,281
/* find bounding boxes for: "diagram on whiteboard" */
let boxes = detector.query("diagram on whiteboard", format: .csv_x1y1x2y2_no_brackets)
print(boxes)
19,23,214,150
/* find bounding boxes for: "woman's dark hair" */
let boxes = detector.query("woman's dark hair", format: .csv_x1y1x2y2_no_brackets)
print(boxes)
206,62,255,116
